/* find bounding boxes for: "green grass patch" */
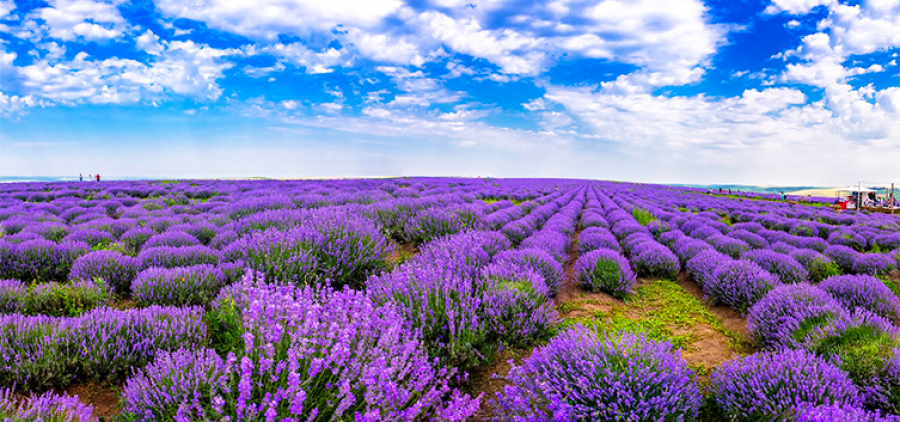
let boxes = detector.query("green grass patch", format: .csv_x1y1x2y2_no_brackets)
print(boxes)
631,208,657,226
558,279,747,352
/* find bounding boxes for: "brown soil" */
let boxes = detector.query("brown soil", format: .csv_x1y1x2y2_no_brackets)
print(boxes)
63,383,122,419
108,297,136,310
675,271,748,338
465,348,534,421
388,241,419,264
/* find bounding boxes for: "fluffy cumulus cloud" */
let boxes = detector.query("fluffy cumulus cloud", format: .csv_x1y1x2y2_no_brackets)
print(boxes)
0,0,898,183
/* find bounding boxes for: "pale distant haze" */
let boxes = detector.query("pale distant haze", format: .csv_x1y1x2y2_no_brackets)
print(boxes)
1,0,898,185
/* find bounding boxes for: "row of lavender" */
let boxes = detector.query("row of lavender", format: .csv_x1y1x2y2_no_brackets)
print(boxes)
487,182,900,420
0,179,588,420
613,182,900,419
2,178,899,420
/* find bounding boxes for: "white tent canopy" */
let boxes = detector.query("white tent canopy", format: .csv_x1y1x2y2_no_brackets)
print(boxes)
835,186,877,193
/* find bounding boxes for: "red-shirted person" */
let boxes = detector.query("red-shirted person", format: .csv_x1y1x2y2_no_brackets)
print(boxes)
96,174,100,182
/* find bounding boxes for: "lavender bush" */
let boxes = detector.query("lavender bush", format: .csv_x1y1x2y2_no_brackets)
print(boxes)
574,249,636,298
132,265,226,307
0,389,97,422
820,275,900,323
741,249,810,284
711,349,860,420
491,325,702,421
69,250,140,294
706,260,781,314
747,283,846,349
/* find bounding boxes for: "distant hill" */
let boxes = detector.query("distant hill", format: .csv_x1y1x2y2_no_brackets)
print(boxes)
672,184,826,194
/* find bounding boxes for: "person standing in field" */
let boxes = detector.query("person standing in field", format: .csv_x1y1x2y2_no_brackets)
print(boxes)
96,174,100,182
79,173,83,181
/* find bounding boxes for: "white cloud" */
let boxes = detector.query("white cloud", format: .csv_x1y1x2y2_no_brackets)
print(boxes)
12,40,240,106
154,0,404,40
765,0,834,15
265,43,345,73
29,0,129,42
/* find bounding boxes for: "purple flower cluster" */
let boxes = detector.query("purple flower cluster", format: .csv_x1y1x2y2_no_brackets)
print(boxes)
491,248,563,296
137,245,220,269
574,248,636,298
711,349,861,420
491,325,702,421
123,276,479,421
706,259,781,314
747,283,846,349
132,265,227,307
69,250,140,293
820,275,900,323
0,388,97,422
741,249,810,284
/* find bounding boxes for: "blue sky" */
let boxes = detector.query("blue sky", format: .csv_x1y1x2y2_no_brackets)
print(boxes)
0,0,898,185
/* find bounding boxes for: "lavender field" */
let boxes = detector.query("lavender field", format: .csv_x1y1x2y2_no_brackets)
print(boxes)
0,177,899,421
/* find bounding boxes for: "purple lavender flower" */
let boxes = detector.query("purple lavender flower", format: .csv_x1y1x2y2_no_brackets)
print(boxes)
747,283,847,349
137,245,220,269
852,253,897,276
685,250,731,289
0,388,97,421
790,249,842,282
481,262,557,346
741,249,810,284
820,275,900,323
574,249,636,298
70,250,140,294
492,248,563,296
862,349,900,415
123,276,479,421
0,278,25,313
671,237,714,265
711,349,860,420
132,265,226,307
120,226,155,254
706,259,781,314
707,235,752,259
142,230,201,248
630,241,680,279
825,245,862,272
490,325,702,421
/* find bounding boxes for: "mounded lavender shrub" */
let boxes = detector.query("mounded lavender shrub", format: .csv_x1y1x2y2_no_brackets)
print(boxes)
120,226,154,254
574,249,636,298
706,260,781,314
826,245,864,272
578,227,621,253
367,231,504,370
481,262,557,347
402,206,481,244
122,280,479,422
0,388,97,422
132,265,226,307
66,306,207,384
70,250,140,294
142,230,200,248
792,404,898,422
671,237,713,265
491,325,702,421
873,233,900,251
707,235,751,259
0,314,73,389
741,249,810,284
137,245,220,269
729,229,770,249
630,241,680,279
63,229,114,249
820,275,900,323
747,283,846,349
852,253,897,276
2,239,90,282
829,230,868,251
772,241,799,255
711,349,860,420
790,249,842,282
0,279,25,313
492,248,563,296
863,349,900,415
685,250,730,290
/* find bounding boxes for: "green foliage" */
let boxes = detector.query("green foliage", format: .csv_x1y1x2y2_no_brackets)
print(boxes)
24,278,111,317
810,325,898,384
204,295,244,356
631,208,657,226
559,280,748,353
808,259,843,283
584,259,628,298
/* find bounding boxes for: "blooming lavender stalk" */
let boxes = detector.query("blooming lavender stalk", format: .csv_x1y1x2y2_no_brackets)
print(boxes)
0,388,97,422
122,275,480,421
481,261,557,347
0,278,26,313
490,325,702,421
706,260,781,314
574,249,636,298
492,248,564,296
132,265,226,307
820,275,900,323
69,250,140,294
711,349,860,420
